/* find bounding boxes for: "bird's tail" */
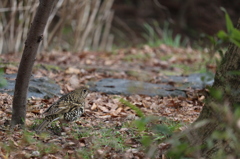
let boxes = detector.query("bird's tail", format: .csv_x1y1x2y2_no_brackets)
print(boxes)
35,120,51,133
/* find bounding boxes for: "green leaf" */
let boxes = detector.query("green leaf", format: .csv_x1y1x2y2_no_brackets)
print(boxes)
141,136,152,147
208,36,217,45
218,49,224,59
232,28,240,41
133,116,157,131
153,124,172,135
230,38,240,48
209,88,223,100
217,30,228,40
119,98,144,117
234,107,240,117
134,118,147,131
0,68,7,88
221,7,234,33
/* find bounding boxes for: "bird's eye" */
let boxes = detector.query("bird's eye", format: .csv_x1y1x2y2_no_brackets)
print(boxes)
83,89,87,94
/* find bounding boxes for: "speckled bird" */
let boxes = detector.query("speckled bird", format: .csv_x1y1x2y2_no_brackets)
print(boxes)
35,87,89,132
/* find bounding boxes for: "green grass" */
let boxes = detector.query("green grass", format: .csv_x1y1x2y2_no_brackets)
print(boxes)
123,53,150,61
93,128,126,150
35,63,62,72
0,113,183,158
142,21,188,48
0,68,7,87
161,54,173,61
171,60,213,75
72,126,127,158
119,98,145,117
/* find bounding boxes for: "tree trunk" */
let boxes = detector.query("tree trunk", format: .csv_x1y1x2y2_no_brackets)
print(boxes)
11,0,56,127
185,18,240,158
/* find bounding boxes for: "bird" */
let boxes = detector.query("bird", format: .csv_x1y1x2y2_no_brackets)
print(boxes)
35,86,89,133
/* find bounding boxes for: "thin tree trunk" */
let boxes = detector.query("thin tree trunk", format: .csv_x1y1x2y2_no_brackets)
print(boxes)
11,0,56,127
185,18,240,158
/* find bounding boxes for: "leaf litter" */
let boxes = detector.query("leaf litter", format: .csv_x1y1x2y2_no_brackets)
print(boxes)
0,44,215,158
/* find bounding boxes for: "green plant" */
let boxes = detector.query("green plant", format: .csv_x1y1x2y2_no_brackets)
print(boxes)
94,129,125,150
36,142,60,155
0,68,7,88
119,98,144,117
76,147,93,159
130,116,183,158
21,131,36,145
217,8,240,47
119,98,183,156
75,127,127,158
200,8,240,69
142,21,187,47
35,64,62,72
123,53,150,61
167,87,240,158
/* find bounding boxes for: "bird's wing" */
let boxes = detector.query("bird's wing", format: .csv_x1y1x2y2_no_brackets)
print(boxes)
43,103,55,114
44,100,71,115
43,90,85,115
43,92,72,113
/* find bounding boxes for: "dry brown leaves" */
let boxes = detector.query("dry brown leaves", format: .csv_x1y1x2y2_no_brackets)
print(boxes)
0,44,212,158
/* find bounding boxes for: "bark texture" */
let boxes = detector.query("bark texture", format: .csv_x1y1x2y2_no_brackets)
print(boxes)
186,18,240,158
11,0,56,127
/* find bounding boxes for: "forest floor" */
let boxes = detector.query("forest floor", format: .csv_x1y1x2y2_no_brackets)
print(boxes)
0,44,217,158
